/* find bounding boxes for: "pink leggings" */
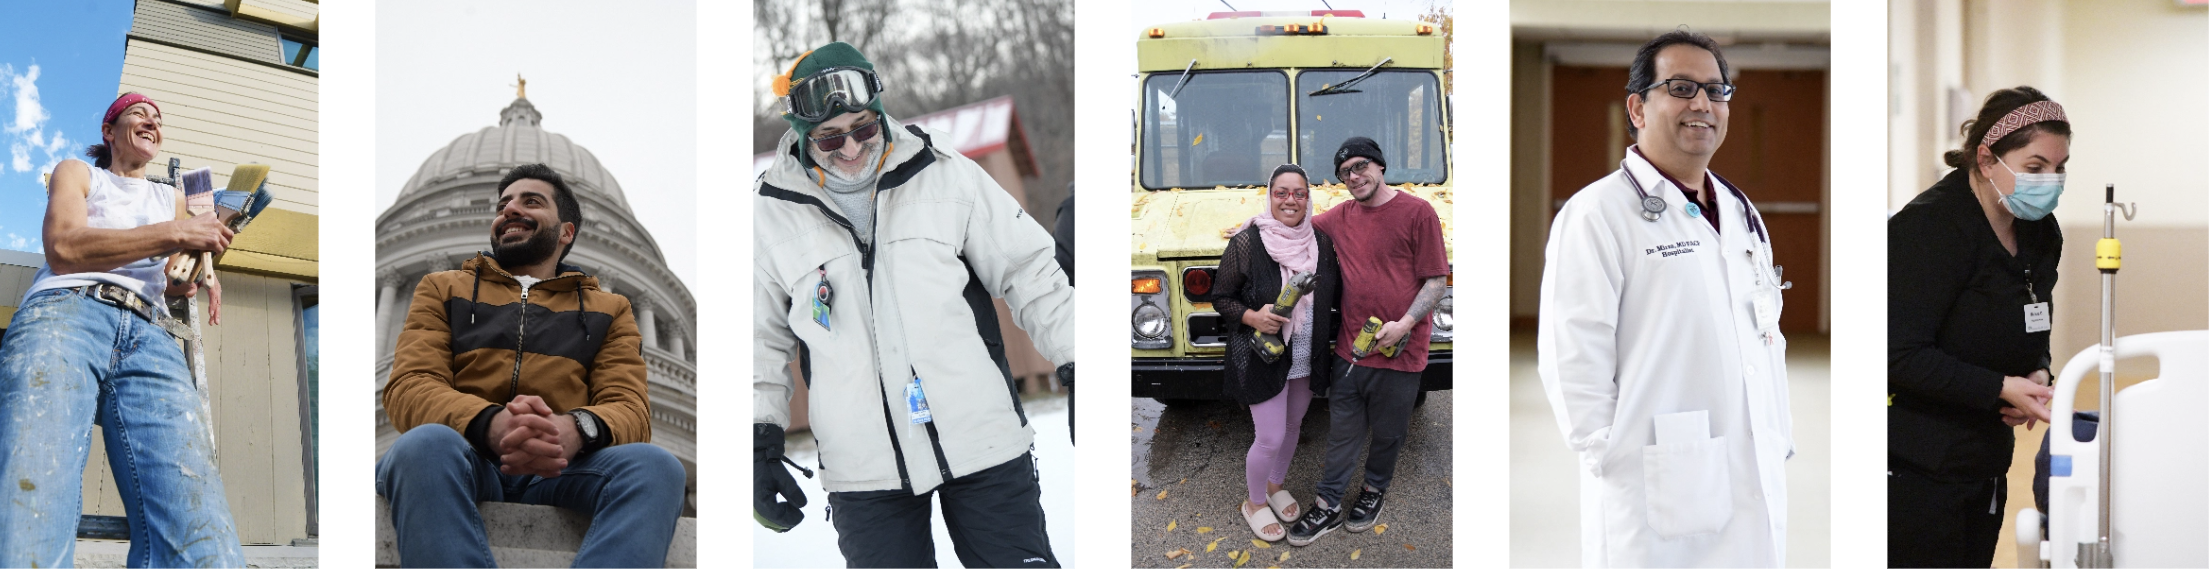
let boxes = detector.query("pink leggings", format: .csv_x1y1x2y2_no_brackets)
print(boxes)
1247,377,1313,506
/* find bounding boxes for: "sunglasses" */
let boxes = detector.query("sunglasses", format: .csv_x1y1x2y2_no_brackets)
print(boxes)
808,117,882,152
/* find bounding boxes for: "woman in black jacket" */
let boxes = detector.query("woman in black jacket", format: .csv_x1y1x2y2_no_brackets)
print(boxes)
1215,164,1340,542
1888,86,2071,567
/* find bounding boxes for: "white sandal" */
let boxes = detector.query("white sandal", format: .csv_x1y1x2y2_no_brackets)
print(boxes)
1268,490,1301,523
1244,501,1286,542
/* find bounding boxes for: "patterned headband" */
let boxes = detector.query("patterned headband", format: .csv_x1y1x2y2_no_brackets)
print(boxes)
1980,100,2067,148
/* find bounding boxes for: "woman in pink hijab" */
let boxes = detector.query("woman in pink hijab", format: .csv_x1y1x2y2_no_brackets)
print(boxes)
1214,164,1341,541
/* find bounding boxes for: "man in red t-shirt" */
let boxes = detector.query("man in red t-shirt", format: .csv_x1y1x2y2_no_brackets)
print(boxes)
1284,137,1450,547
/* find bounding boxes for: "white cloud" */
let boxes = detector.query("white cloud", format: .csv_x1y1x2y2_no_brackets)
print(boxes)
5,233,28,251
7,64,47,135
0,62,71,177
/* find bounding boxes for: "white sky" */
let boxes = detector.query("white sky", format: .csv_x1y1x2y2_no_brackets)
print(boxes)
375,0,697,287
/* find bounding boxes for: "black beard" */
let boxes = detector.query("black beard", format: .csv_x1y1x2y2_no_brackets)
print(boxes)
491,220,562,271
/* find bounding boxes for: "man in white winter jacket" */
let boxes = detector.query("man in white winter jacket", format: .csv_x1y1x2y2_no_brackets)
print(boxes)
751,42,1075,569
1537,30,1793,568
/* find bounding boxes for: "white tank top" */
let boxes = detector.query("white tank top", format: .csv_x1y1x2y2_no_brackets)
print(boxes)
24,162,178,314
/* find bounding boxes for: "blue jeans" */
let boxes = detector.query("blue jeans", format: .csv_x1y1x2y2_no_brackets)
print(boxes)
376,424,686,567
0,288,244,568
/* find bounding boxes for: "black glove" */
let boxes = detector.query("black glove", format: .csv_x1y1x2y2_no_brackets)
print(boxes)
755,423,812,533
1057,363,1075,444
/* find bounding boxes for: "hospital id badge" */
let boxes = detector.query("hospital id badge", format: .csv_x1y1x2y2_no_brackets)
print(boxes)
2025,302,2052,333
906,376,933,425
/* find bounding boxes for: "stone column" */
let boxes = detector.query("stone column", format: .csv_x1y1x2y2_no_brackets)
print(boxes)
635,295,660,352
376,268,402,357
670,321,689,360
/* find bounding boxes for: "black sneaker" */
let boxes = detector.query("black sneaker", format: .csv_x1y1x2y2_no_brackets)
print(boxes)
1345,489,1385,532
1285,499,1344,547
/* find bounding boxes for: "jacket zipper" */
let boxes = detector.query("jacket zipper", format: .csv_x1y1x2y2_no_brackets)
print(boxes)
510,286,530,399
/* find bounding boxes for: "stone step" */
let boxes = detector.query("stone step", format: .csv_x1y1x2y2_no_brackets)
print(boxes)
71,540,319,568
375,497,696,568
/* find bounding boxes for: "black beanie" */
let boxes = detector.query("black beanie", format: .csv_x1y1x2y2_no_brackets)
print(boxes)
1333,137,1387,173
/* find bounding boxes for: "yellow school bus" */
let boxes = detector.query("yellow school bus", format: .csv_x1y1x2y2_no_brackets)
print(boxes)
1131,10,1454,401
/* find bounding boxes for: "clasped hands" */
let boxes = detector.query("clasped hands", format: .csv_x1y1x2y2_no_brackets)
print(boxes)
488,395,582,478
1998,369,2055,430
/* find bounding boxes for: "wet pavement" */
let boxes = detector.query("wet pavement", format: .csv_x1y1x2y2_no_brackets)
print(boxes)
1131,390,1453,568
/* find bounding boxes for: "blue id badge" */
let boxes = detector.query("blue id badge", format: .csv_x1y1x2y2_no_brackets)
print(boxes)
811,267,833,330
906,376,932,425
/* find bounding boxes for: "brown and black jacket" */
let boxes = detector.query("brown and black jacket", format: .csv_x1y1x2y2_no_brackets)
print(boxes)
385,253,651,451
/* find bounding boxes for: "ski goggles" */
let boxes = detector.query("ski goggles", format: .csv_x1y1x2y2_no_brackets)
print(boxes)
784,67,885,124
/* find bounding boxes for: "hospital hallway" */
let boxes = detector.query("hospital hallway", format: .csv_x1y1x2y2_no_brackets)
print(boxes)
1507,330,1831,567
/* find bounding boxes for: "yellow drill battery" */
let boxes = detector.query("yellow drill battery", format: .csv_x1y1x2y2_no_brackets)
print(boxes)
1253,272,1315,363
1352,316,1400,359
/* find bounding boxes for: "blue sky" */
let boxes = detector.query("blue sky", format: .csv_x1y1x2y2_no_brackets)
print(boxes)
0,2,133,255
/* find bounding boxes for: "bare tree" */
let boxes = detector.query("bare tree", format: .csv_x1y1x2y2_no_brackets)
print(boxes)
754,0,1074,225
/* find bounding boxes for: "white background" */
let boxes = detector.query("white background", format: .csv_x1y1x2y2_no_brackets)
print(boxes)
308,0,2182,570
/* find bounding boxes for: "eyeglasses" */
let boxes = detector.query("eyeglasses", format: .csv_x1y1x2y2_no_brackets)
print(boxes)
1336,159,1373,180
808,117,882,152
1271,188,1309,201
1642,78,1736,102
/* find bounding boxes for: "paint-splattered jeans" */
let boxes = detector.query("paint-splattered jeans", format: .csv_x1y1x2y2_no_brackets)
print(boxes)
377,424,687,567
0,288,244,568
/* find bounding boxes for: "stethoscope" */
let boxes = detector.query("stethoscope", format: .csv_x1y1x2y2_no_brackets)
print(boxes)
1618,158,1790,292
1617,158,1768,243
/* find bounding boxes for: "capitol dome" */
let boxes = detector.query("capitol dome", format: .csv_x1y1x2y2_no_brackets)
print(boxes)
373,96,698,514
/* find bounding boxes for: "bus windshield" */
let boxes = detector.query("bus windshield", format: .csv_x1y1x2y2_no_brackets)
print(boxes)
1297,70,1446,186
1140,71,1290,190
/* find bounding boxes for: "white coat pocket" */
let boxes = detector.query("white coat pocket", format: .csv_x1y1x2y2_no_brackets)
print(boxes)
1642,415,1732,538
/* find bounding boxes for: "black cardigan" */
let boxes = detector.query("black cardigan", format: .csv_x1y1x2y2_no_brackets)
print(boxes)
1888,168,2063,479
1214,224,1342,406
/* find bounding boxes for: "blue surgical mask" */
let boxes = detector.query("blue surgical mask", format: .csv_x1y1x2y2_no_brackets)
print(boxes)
1993,156,2065,221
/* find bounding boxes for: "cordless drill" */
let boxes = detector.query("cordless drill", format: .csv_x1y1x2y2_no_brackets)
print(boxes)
1252,271,1317,363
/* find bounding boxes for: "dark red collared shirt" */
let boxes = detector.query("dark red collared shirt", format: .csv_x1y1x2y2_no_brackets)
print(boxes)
1632,147,1720,233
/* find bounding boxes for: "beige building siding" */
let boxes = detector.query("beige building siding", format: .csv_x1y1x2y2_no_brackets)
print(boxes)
119,39,319,215
131,0,284,64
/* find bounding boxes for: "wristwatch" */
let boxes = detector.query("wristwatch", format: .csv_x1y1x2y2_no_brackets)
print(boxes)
570,409,607,453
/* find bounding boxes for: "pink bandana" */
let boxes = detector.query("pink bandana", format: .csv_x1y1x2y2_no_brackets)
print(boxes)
102,93,158,126
1980,101,2067,147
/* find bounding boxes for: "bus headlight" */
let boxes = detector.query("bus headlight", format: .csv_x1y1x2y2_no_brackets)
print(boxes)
1133,302,1169,341
1430,290,1454,342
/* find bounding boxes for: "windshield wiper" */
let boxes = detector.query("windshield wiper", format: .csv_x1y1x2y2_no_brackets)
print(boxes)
1308,57,1393,97
1167,59,1199,99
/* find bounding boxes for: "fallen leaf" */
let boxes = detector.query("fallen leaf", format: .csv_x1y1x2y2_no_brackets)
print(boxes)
1351,548,1363,560
1252,539,1272,548
1179,478,1188,484
1206,539,1220,553
1196,526,1214,534
1403,544,1417,551
1278,550,1290,562
1167,520,1177,532
1176,564,1193,569
1158,490,1170,500
1234,550,1251,568
1373,523,1387,534
1165,548,1190,559
1208,420,1224,429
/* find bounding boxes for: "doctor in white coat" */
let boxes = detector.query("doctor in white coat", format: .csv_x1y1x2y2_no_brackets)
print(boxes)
1537,30,1793,568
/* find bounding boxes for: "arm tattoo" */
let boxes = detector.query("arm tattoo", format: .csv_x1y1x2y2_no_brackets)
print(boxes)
1403,275,1447,324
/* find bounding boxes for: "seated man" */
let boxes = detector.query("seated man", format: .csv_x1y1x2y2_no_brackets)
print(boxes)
378,163,684,568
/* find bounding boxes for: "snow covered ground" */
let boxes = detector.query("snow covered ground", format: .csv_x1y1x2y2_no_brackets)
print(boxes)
754,396,1075,568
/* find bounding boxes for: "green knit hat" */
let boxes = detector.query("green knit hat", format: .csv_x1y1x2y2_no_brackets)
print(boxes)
775,41,885,136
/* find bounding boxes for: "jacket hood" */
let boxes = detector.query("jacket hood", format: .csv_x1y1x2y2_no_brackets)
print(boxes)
463,252,600,291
